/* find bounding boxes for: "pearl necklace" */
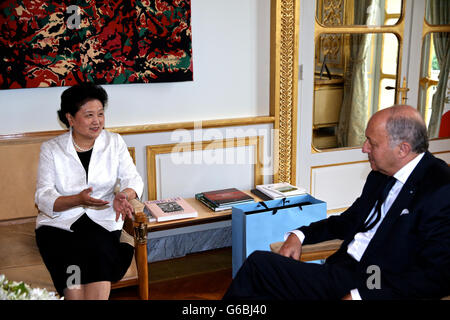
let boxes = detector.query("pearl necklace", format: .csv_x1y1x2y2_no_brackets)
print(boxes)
72,138,93,152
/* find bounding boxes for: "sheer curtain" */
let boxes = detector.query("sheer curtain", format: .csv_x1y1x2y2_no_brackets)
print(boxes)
426,0,450,138
337,0,381,147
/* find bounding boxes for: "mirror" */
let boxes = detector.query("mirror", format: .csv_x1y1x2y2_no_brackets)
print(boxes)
313,0,402,150
313,32,400,149
418,32,450,139
425,0,449,26
420,0,450,139
316,0,402,27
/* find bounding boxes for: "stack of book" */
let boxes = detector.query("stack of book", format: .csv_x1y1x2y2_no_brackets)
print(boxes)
255,182,307,199
195,188,254,212
144,197,198,222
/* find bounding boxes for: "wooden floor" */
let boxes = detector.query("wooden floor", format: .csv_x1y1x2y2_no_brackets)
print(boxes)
109,247,233,300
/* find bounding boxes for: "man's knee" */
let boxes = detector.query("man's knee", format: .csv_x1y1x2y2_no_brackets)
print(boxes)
247,250,271,263
244,250,280,271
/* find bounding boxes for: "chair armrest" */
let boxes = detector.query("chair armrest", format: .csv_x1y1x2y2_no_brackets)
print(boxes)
121,199,145,235
269,241,283,254
129,198,147,223
270,239,343,262
128,197,149,300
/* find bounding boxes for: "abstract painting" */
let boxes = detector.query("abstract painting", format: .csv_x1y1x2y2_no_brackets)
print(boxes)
0,0,193,89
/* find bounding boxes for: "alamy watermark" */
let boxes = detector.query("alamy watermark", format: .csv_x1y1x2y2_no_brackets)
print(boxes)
66,5,81,30
66,265,81,290
366,265,381,290
168,121,278,176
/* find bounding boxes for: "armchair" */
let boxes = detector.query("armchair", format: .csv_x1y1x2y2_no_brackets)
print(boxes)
270,239,343,261
0,135,150,300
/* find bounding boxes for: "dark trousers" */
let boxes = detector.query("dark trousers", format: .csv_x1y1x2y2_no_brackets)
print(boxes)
223,250,366,300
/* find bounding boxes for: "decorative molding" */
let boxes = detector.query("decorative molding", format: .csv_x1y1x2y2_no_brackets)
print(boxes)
310,160,371,210
316,0,345,68
108,116,275,135
0,116,274,141
271,0,299,184
319,0,344,27
146,136,265,200
309,159,369,193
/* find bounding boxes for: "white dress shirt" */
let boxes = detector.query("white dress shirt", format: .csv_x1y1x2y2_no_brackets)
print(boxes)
286,153,425,299
35,129,144,232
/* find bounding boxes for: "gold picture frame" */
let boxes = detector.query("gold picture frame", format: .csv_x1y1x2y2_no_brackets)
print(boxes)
146,136,265,200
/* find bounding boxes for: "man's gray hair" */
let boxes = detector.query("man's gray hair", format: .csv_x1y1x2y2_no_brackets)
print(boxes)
385,113,429,153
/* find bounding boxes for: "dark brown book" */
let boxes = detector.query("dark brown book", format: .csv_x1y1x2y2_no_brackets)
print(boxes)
202,188,253,206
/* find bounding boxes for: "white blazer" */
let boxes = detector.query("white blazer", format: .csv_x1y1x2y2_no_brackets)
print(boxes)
35,129,144,232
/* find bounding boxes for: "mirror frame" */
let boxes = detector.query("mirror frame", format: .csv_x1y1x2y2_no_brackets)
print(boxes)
270,0,300,184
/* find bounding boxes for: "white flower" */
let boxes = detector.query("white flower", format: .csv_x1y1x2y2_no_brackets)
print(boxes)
0,274,62,300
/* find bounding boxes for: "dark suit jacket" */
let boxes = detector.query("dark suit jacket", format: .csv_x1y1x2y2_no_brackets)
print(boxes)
299,152,450,299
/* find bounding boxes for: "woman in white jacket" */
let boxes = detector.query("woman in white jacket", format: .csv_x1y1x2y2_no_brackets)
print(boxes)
35,83,144,300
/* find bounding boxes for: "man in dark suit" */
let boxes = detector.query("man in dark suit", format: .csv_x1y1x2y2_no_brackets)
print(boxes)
223,105,450,300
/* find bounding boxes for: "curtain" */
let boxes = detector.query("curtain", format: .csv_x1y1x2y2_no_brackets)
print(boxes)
337,0,381,147
427,0,450,138
418,34,432,119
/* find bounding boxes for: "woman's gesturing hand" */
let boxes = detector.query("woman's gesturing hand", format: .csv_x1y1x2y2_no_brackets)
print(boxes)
113,191,134,222
79,187,109,207
53,187,108,212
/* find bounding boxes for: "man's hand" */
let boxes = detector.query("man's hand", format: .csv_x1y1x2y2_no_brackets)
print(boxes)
279,233,302,260
341,293,352,300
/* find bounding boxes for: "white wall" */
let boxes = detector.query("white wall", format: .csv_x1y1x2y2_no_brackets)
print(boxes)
0,0,271,135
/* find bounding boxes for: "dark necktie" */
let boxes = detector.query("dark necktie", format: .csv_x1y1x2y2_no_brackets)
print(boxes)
360,176,397,233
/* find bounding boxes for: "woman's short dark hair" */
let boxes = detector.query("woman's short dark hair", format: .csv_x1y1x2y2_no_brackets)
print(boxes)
57,83,108,128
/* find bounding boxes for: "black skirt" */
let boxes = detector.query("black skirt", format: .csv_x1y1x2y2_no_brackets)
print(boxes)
35,214,134,297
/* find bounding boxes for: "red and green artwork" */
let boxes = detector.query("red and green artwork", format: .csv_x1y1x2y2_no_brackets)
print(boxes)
0,0,193,89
